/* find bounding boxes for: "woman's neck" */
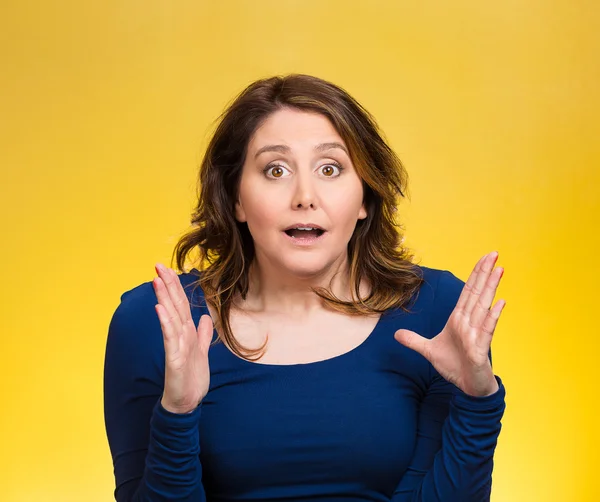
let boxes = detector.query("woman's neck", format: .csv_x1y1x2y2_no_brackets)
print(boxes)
234,255,354,318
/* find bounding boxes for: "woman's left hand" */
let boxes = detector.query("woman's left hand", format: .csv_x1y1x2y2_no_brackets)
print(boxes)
394,252,506,397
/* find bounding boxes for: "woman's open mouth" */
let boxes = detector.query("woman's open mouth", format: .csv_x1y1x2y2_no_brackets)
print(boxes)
283,227,326,245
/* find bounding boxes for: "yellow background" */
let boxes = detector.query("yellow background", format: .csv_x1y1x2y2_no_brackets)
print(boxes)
1,1,598,501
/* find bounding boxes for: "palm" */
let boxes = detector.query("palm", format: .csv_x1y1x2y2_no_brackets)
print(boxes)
424,312,494,394
165,315,211,406
153,263,213,414
395,252,505,397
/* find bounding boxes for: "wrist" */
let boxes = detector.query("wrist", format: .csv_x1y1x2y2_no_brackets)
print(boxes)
160,396,198,415
463,375,500,398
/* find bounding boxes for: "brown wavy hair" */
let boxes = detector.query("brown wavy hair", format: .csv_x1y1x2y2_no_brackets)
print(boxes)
172,73,424,361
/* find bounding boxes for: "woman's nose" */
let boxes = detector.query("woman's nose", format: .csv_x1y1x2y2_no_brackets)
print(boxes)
291,173,317,209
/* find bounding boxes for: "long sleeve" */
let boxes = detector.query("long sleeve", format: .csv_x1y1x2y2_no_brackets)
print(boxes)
391,270,507,501
103,285,207,502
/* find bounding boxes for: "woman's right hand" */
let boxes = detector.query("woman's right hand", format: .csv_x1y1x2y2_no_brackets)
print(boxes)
153,263,213,414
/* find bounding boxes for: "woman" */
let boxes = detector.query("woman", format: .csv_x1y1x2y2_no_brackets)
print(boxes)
103,74,507,502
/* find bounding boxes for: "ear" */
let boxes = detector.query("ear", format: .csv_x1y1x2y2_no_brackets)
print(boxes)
235,199,247,223
358,202,367,220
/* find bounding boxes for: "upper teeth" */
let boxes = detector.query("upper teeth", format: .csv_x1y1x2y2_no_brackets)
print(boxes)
295,227,316,230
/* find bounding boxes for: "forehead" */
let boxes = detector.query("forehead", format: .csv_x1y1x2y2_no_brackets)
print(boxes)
248,108,345,151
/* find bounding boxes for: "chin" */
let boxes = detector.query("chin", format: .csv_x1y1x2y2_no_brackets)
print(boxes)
278,256,339,279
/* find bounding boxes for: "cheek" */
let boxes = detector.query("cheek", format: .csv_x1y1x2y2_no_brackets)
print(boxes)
239,186,282,230
324,182,364,223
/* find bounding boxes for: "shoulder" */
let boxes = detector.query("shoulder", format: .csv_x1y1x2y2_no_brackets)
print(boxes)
105,277,163,376
421,265,465,303
396,264,466,336
416,264,465,295
113,268,204,317
106,268,206,359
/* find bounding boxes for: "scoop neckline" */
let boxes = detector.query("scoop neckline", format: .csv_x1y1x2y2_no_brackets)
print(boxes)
185,268,389,368
217,309,387,369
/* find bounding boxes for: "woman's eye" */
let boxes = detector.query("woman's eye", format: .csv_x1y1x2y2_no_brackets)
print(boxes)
319,163,343,177
264,165,290,178
263,163,343,179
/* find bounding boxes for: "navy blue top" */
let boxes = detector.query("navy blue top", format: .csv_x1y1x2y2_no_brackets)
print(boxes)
103,266,506,502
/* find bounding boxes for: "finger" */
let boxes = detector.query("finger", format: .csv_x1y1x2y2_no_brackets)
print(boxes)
165,266,196,332
394,329,431,361
154,264,185,333
197,314,214,353
154,300,179,357
470,266,503,329
455,254,486,314
464,252,498,316
481,299,505,338
153,273,183,336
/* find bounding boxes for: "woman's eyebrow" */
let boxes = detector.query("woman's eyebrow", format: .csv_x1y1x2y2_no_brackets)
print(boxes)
315,142,349,156
254,144,290,159
254,142,349,159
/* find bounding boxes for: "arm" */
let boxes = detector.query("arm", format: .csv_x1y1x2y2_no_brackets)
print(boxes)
392,270,506,501
103,286,207,502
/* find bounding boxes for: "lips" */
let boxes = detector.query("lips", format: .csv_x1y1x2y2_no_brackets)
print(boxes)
282,224,327,245
283,223,326,232
285,227,325,239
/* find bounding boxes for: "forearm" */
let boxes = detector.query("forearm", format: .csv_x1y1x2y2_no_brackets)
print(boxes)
116,400,206,502
392,375,506,502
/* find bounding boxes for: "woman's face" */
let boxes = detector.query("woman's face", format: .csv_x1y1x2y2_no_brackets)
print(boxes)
235,107,367,279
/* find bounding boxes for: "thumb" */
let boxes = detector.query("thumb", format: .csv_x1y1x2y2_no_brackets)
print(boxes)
197,314,214,352
394,329,431,360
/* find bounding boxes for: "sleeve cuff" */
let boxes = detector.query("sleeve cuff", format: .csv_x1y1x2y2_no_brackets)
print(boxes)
452,375,506,412
152,398,202,430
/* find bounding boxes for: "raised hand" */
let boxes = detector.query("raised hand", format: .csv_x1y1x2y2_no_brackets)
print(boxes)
153,263,213,414
394,252,505,397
